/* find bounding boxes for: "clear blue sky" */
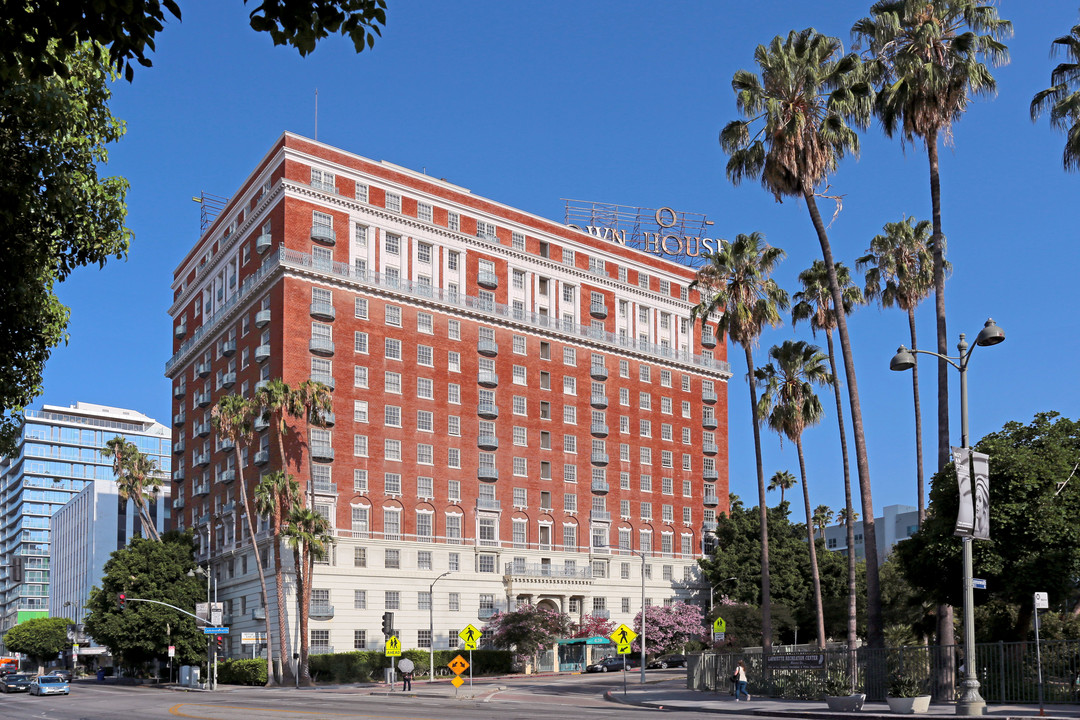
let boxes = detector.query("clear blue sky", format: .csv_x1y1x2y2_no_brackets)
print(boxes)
45,1,1080,524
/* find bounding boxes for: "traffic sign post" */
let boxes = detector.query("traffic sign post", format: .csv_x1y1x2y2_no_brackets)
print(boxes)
385,635,402,657
458,626,482,686
608,624,639,696
448,654,469,696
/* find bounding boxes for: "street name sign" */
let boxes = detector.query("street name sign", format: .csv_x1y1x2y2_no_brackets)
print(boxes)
203,627,229,634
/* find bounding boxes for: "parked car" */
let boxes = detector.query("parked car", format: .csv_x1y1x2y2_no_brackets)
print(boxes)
29,675,70,696
586,655,641,673
44,669,72,682
0,673,33,693
647,653,687,669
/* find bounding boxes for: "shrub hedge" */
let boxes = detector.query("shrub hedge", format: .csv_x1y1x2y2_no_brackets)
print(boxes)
218,658,268,686
308,649,513,684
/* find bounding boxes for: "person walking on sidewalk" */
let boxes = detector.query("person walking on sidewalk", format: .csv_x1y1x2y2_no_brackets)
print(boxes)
733,660,751,702
402,670,413,691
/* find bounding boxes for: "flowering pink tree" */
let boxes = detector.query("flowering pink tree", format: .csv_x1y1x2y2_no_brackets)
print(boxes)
632,602,705,656
482,604,572,669
572,613,615,639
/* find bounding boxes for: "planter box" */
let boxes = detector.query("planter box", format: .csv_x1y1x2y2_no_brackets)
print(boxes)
886,695,931,714
825,694,866,712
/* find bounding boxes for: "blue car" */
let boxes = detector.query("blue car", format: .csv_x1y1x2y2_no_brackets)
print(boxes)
29,675,70,696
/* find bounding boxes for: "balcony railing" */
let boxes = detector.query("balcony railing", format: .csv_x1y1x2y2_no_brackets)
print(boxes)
589,302,608,319
309,603,335,620
220,340,236,357
165,248,732,379
703,469,719,481
173,412,186,426
477,466,498,482
218,469,235,484
196,361,210,378
309,337,335,355
702,521,718,533
193,484,210,497
478,371,498,387
175,323,186,338
477,403,498,419
590,452,609,466
477,435,499,450
590,394,608,409
173,383,186,398
221,372,236,389
590,365,608,380
310,224,336,244
504,562,592,579
590,510,611,522
702,390,718,404
309,645,334,655
310,301,336,320
256,234,272,254
309,372,335,390
477,271,498,289
310,444,335,462
702,442,718,455
313,481,337,496
591,480,609,494
476,497,501,511
703,494,719,507
194,422,210,437
702,417,718,430
254,416,269,432
255,309,271,327
477,339,498,356
590,423,608,437
254,450,269,465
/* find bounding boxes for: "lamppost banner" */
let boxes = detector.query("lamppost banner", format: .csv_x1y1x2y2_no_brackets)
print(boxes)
953,447,991,540
953,447,973,537
972,451,991,540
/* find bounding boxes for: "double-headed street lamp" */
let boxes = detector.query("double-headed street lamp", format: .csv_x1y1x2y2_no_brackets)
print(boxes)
890,317,1004,717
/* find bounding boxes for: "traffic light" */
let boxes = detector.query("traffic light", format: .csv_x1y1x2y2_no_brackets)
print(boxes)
381,611,394,637
216,635,223,657
117,593,126,611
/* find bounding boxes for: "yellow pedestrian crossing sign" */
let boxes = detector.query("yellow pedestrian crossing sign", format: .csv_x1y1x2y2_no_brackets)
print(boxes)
609,623,637,645
616,641,633,655
385,635,401,657
459,624,482,650
713,617,726,633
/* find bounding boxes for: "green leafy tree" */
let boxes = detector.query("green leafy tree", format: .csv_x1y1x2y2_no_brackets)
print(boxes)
719,27,884,648
690,232,788,649
3,617,71,670
1031,16,1080,172
895,413,1080,641
858,217,939,526
767,470,797,507
102,436,163,541
82,533,205,669
482,604,572,669
212,394,276,685
0,0,388,82
0,44,130,455
792,259,863,655
756,340,832,649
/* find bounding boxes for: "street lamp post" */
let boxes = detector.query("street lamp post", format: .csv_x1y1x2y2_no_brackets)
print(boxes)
890,317,1004,717
428,571,451,683
709,577,737,614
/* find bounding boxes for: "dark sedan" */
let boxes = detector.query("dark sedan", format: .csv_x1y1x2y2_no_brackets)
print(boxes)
586,655,641,672
647,653,687,669
0,673,33,693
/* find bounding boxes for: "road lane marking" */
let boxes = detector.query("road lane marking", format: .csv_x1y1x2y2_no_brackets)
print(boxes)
168,703,441,720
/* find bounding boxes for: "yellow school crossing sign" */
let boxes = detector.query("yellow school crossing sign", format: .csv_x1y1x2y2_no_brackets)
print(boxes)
609,623,637,646
385,635,402,657
713,617,726,633
459,624,482,650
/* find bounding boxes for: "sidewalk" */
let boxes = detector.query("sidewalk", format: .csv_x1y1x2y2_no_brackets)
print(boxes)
606,684,1080,720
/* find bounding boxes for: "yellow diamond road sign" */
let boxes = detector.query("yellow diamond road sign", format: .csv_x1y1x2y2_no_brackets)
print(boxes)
448,655,469,675
451,675,465,688
385,635,401,657
459,624,482,650
713,617,726,633
609,623,637,645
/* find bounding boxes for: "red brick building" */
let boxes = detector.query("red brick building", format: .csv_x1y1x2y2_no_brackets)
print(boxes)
166,133,730,660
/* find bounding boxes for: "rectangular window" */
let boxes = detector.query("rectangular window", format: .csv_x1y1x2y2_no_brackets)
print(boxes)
385,337,402,361
354,297,368,319
417,377,434,399
354,589,367,609
353,434,368,457
386,192,401,212
385,591,400,610
385,371,402,394
563,347,576,366
384,473,402,495
385,305,401,327
448,383,461,404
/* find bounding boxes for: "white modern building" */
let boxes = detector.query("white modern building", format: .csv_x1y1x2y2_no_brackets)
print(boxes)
822,503,919,563
0,401,171,650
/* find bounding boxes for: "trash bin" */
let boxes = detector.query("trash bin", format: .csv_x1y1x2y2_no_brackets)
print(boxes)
97,668,105,683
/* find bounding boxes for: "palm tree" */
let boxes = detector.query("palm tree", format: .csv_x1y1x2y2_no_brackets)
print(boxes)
791,259,862,654
253,378,303,684
1031,17,1080,171
690,232,788,650
812,505,835,540
720,27,885,648
756,339,831,650
852,0,1010,517
296,379,334,510
284,503,334,685
254,470,300,686
211,394,276,686
767,470,797,506
837,507,859,528
102,436,162,541
858,216,938,526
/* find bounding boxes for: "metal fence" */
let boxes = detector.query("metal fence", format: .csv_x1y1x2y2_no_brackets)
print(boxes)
701,641,1080,704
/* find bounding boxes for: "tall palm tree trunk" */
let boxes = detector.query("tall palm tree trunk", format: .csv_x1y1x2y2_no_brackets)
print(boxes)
927,126,957,692
744,344,772,650
272,513,293,686
236,463,276,686
824,329,858,658
803,190,882,649
907,308,926,527
298,546,313,685
797,440,826,649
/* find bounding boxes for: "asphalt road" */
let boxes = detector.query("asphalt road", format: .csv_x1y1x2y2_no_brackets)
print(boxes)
0,672,708,720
